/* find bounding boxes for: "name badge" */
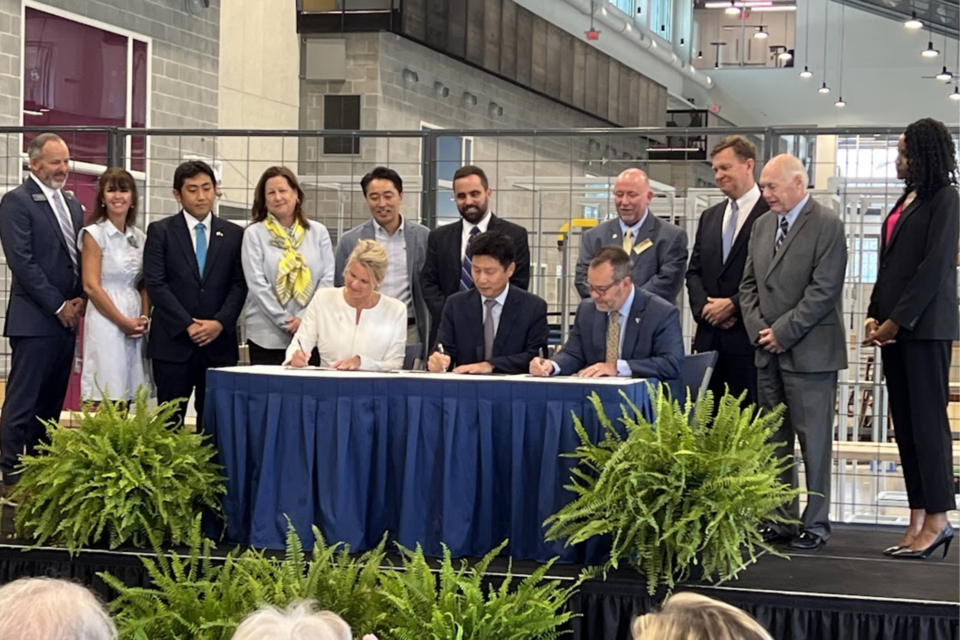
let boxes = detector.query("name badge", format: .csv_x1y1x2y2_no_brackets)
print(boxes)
634,238,653,255
32,194,47,202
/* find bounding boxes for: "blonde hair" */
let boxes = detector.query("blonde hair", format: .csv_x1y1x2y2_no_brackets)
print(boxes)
231,601,351,640
345,239,389,289
0,577,117,640
632,593,774,640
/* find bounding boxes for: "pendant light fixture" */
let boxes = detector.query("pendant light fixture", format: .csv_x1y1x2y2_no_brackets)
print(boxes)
754,25,769,39
921,25,940,58
904,11,922,30
819,0,830,93
835,1,846,106
725,1,740,16
950,87,960,101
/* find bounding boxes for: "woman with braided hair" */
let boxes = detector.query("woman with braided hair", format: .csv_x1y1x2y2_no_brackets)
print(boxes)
865,118,959,560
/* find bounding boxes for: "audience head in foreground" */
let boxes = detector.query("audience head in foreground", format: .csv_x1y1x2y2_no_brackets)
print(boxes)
632,592,773,640
0,577,117,640
231,602,352,640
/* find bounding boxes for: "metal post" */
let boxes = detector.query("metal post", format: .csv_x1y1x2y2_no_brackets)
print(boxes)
421,128,437,227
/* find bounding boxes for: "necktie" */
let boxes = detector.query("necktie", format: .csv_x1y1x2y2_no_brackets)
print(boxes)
460,226,480,291
775,215,789,252
195,222,207,274
722,199,739,263
622,228,633,254
605,312,621,364
51,192,78,273
483,298,497,362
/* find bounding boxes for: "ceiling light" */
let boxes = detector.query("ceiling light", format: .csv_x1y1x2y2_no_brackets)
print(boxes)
725,1,740,15
778,50,793,61
697,50,703,59
935,66,953,82
799,65,812,78
834,96,846,107
904,11,922,29
951,87,960,101
754,26,769,39
921,41,940,58
818,82,830,94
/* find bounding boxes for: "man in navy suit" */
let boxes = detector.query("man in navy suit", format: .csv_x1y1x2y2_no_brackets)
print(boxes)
0,133,85,500
143,161,247,430
530,247,684,397
427,231,548,375
574,168,687,305
421,165,530,348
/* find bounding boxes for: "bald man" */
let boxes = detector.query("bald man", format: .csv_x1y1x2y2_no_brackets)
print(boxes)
740,154,847,552
574,168,688,304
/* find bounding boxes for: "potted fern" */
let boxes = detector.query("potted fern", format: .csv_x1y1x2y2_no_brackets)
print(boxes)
544,386,799,594
11,387,225,553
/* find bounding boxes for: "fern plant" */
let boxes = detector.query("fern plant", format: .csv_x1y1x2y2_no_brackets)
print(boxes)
544,385,799,595
12,387,224,554
101,519,396,640
378,541,577,640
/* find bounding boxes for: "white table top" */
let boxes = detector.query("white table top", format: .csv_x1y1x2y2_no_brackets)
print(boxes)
213,364,647,387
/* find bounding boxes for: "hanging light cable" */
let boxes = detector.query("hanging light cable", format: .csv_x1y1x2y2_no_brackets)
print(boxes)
835,2,846,107
819,0,830,93
921,24,940,58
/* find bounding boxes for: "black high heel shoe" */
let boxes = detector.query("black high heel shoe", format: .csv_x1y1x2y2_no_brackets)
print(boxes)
882,545,904,556
892,525,954,560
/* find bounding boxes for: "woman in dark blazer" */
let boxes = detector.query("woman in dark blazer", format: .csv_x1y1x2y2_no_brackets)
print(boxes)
865,118,958,560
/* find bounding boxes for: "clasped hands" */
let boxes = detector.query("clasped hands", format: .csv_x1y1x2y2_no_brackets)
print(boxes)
55,297,86,329
862,319,898,347
701,297,737,330
187,318,223,347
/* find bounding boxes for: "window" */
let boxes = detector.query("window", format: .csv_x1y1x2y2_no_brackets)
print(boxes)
649,0,673,42
323,95,361,155
422,124,473,222
610,0,635,15
22,7,149,213
847,236,879,284
581,175,610,221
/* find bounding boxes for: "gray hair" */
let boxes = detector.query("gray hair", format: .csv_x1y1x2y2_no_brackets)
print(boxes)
765,153,809,186
0,577,117,640
27,133,67,161
231,602,352,640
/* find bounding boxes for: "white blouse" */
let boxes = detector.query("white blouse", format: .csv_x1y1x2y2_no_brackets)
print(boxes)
284,287,406,371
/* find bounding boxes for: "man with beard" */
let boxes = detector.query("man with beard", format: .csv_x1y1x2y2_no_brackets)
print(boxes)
421,165,530,347
685,136,769,406
0,133,85,502
574,168,687,305
335,166,430,348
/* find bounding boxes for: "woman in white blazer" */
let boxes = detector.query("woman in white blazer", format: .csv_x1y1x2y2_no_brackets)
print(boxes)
285,240,406,371
241,166,335,364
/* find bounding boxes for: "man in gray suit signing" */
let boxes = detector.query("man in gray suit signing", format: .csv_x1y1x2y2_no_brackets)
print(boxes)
574,168,687,304
740,154,848,551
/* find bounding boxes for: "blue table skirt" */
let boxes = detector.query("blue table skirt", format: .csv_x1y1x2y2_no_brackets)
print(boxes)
206,368,653,563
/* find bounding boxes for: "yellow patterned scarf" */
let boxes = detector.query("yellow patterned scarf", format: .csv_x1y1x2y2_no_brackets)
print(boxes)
263,215,314,307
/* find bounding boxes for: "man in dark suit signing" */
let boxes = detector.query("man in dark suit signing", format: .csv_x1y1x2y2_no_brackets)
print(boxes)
421,165,530,347
0,133,85,501
575,168,687,305
426,231,548,375
144,161,247,430
740,154,847,551
530,247,684,397
686,135,769,405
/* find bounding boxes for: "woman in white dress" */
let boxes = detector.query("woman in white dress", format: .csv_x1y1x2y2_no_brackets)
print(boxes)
241,166,335,365
285,240,405,371
79,167,149,402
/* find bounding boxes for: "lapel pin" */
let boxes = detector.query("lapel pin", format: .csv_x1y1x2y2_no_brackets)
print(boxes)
634,318,640,324
215,230,224,237
612,233,618,239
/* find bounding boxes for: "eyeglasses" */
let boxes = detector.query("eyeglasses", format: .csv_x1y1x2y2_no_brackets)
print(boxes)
586,279,622,295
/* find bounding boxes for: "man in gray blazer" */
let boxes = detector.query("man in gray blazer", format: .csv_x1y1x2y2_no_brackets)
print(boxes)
335,167,430,352
740,154,848,551
574,168,687,304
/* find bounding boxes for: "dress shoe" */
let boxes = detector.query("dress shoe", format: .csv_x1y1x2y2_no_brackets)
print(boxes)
789,531,826,551
758,525,792,544
892,525,954,560
882,545,904,556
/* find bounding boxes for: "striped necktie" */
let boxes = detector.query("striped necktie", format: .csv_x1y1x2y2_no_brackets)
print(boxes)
775,215,789,252
460,226,480,291
51,191,78,273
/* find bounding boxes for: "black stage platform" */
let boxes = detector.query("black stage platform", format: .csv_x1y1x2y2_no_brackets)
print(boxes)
1,507,956,640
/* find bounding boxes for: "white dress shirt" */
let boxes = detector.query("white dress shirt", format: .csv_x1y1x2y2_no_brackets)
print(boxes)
722,183,761,241
461,211,492,259
284,287,407,371
375,216,412,312
183,210,213,250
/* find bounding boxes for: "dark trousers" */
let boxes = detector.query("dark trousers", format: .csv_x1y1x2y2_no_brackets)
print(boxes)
882,340,956,514
153,350,235,432
707,349,758,408
758,356,837,540
0,333,75,484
